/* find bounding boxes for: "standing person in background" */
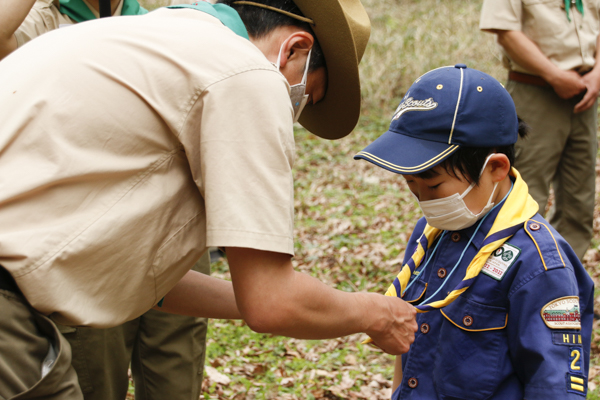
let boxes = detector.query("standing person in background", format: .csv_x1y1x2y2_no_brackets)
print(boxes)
0,0,147,60
479,0,600,262
0,2,211,400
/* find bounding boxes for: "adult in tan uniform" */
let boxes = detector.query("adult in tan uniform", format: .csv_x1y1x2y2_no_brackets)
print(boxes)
0,1,418,399
1,2,211,400
480,0,600,261
0,0,148,59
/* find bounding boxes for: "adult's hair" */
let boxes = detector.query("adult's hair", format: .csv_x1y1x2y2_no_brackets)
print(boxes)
217,0,326,73
416,117,530,186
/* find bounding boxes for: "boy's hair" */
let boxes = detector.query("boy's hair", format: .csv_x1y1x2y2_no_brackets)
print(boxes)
217,0,326,73
416,117,529,185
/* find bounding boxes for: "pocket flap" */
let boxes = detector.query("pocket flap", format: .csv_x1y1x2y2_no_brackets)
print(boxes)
440,295,507,331
402,280,427,304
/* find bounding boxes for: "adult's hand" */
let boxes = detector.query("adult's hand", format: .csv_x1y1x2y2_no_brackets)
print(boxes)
363,294,418,355
545,69,586,100
574,69,600,113
226,247,418,355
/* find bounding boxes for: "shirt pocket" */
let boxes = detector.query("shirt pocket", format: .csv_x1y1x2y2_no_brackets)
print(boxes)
432,296,509,400
521,0,569,38
401,279,427,304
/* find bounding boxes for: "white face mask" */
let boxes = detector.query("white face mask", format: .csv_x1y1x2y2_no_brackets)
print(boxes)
275,45,311,123
416,154,499,231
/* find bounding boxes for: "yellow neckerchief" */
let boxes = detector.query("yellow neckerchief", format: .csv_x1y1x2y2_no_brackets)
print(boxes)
391,167,537,311
363,168,538,345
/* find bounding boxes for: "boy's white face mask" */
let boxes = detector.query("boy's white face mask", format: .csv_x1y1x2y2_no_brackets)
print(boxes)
416,154,498,231
275,44,311,123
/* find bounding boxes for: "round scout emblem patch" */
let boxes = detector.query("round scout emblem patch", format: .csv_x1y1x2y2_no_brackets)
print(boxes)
501,250,513,262
541,296,581,330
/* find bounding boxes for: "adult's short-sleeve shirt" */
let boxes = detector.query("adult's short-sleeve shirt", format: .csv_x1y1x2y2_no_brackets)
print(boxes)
0,8,295,327
13,0,124,47
480,0,600,73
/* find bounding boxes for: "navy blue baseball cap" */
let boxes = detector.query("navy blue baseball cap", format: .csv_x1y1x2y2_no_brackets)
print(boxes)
354,64,518,174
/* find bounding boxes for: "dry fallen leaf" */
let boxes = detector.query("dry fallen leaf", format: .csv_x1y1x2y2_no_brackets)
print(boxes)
205,366,231,386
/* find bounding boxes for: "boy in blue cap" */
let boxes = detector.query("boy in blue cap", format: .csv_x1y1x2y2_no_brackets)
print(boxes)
355,64,594,400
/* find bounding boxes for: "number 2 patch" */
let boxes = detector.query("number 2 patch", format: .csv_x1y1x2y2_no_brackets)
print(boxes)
570,347,583,372
566,347,586,396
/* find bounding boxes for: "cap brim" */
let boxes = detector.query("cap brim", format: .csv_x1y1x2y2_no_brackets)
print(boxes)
354,130,460,174
294,0,370,140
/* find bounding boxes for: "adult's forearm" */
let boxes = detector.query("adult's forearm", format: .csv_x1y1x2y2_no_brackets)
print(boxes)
0,0,36,59
155,269,242,319
238,268,378,339
227,247,417,355
495,29,586,99
495,30,560,81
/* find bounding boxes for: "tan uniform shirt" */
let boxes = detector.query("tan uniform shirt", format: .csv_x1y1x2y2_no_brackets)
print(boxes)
480,0,600,74
14,0,124,47
0,8,295,327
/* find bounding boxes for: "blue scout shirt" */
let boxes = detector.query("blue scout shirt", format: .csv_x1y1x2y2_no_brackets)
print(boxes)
393,198,594,400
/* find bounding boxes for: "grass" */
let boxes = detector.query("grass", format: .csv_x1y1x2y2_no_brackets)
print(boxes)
134,0,600,398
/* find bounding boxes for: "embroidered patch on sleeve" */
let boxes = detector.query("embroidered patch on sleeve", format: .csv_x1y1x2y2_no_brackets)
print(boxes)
552,332,583,346
569,347,583,373
541,296,581,330
566,373,587,396
481,243,521,281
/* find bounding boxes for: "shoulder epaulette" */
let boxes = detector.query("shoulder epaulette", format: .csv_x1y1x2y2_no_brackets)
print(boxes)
524,219,566,271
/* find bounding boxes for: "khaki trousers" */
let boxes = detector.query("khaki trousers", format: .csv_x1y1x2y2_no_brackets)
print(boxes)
0,254,210,400
507,80,598,260
0,289,82,400
61,254,210,400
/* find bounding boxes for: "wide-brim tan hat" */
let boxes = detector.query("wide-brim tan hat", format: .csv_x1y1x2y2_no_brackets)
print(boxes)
294,0,371,140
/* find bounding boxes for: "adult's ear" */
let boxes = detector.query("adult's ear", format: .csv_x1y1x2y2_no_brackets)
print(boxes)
277,31,314,69
488,153,511,183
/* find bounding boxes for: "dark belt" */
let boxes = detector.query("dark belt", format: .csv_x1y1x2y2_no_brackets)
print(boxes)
508,71,551,87
0,264,21,294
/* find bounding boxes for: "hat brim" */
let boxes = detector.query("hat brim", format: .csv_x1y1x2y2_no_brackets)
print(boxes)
354,130,460,174
294,0,370,140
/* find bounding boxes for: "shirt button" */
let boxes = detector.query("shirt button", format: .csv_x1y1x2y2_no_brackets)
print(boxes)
420,323,430,334
463,315,474,327
529,223,540,231
408,377,419,388
451,232,461,242
437,267,447,279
